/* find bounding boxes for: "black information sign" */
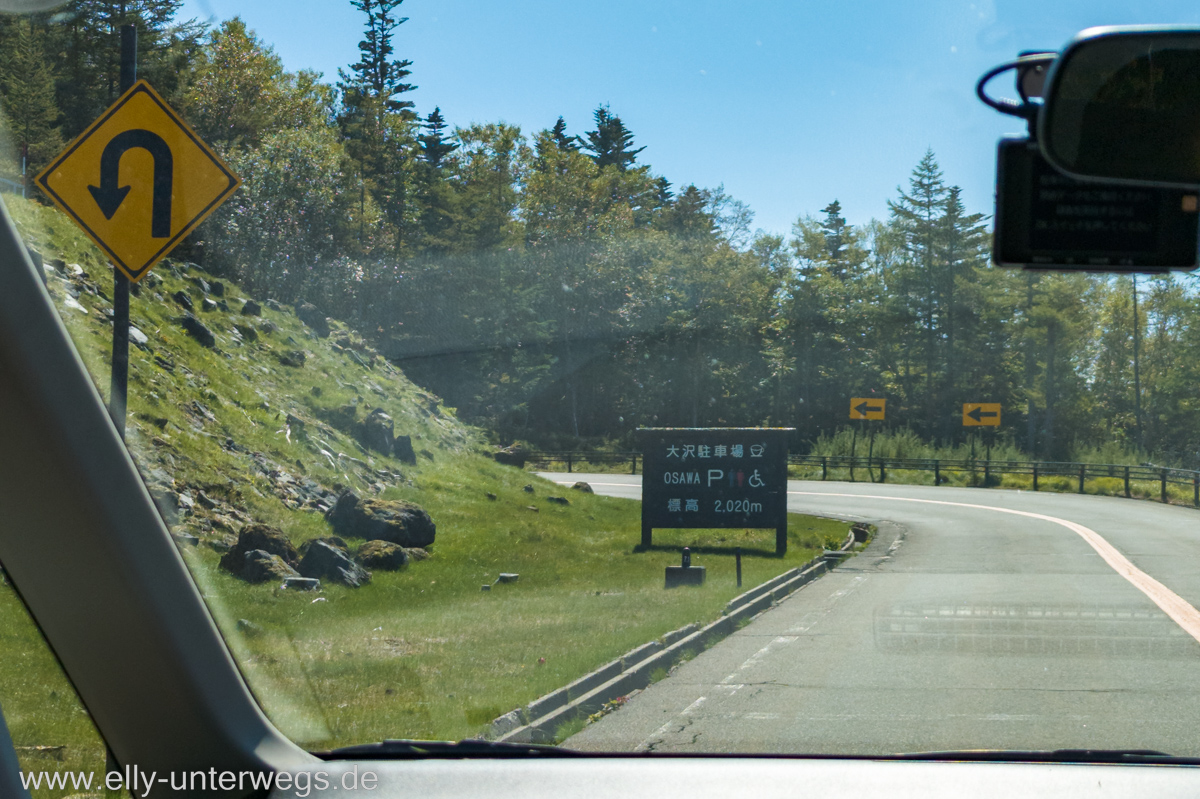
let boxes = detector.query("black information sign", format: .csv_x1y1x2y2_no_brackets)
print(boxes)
638,428,792,555
994,137,1199,271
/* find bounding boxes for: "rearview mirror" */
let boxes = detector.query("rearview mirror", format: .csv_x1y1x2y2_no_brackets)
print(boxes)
1040,26,1200,187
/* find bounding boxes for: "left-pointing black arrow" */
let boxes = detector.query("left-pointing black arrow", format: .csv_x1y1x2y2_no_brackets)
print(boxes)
967,406,999,423
854,400,883,416
87,128,173,238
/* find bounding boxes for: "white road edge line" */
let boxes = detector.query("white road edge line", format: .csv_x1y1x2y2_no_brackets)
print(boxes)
790,490,1200,645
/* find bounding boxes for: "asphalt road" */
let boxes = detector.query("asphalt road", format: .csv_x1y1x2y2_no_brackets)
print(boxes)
540,474,1200,756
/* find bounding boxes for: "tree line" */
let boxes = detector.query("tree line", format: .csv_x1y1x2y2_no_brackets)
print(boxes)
1,1,1198,466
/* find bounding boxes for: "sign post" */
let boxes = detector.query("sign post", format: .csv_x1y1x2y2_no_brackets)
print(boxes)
34,31,240,437
110,25,136,438
963,403,1001,485
849,398,885,483
638,428,792,556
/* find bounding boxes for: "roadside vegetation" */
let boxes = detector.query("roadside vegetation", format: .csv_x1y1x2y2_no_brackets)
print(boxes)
1,195,848,795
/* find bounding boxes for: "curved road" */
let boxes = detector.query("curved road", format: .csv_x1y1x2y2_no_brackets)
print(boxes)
541,474,1200,756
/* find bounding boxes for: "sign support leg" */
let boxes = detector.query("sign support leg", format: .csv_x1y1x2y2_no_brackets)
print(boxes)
849,424,858,482
109,273,129,439
108,24,137,441
776,523,787,557
641,522,652,549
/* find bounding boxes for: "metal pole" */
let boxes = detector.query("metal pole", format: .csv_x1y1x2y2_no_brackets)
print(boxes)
108,24,136,440
1133,275,1143,450
1161,468,1168,503
1033,463,1038,491
105,22,135,778
1125,465,1131,498
1078,463,1085,494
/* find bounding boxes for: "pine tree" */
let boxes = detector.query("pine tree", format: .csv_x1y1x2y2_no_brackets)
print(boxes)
44,0,200,137
419,107,456,167
0,18,62,180
550,116,579,151
583,105,644,171
338,0,415,114
416,107,459,251
820,201,847,262
888,149,949,436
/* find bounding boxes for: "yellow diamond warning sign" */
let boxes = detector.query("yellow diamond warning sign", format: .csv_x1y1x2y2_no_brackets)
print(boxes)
35,80,239,282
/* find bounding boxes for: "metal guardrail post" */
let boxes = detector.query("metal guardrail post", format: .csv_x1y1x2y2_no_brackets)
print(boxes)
821,457,827,481
1125,466,1131,498
1033,464,1038,491
1078,464,1086,494
567,453,572,473
880,459,886,483
1162,469,1168,503
631,454,637,475
934,460,940,485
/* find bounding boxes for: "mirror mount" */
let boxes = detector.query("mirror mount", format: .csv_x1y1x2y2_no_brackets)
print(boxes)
976,52,1057,138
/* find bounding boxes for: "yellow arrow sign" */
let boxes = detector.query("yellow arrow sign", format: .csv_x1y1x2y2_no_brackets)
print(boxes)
850,397,886,420
963,403,1001,427
35,80,240,282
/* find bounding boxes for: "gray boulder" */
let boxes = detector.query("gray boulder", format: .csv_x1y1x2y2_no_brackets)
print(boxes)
201,297,218,312
393,434,417,464
493,445,529,468
128,326,149,350
172,290,194,311
277,349,306,368
295,302,330,337
180,314,215,348
360,409,395,455
219,524,300,579
241,299,262,316
326,491,436,548
234,324,258,342
238,550,299,583
209,280,225,297
298,540,370,587
356,540,409,571
299,536,348,557
571,482,594,493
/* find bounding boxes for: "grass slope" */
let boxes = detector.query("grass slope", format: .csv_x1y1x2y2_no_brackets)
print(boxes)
1,197,849,793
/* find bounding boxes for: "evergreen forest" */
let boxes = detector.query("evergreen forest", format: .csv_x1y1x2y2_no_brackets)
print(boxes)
2,1,1199,466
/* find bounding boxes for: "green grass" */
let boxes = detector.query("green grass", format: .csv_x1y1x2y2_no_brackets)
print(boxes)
0,197,852,784
182,508,842,746
0,580,106,799
787,462,1200,507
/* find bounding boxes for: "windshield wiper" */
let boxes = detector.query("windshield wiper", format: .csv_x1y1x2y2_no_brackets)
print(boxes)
893,749,1198,765
312,738,582,760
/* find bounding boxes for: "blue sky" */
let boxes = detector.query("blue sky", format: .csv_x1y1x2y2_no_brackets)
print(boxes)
180,0,1200,236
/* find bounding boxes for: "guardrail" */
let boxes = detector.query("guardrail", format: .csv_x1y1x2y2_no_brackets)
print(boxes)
525,451,1200,508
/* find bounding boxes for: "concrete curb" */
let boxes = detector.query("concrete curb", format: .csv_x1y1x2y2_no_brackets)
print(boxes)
487,526,871,743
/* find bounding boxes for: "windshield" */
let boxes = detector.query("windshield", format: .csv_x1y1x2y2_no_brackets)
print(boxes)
4,0,1200,764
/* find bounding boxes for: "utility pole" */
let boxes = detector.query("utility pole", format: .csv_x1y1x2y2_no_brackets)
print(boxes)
1132,274,1143,450
108,23,136,440
1024,271,1037,457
